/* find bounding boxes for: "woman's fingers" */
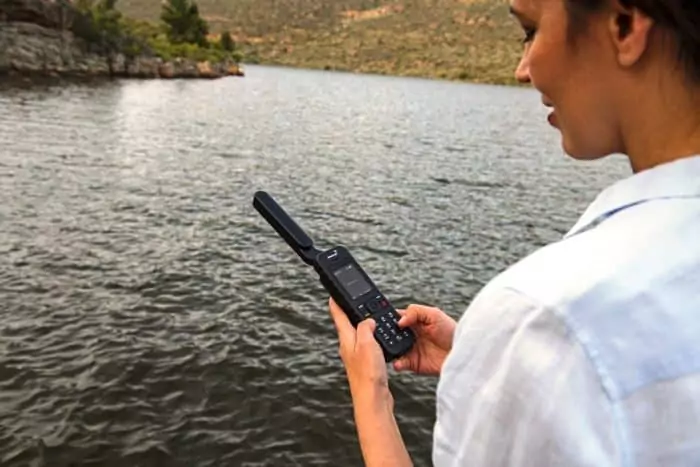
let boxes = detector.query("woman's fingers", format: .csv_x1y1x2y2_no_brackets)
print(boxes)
392,356,409,372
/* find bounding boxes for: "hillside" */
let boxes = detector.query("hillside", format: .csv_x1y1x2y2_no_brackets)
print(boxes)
118,0,525,85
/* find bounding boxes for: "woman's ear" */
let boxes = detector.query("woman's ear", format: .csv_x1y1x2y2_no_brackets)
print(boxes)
616,11,632,39
607,0,654,67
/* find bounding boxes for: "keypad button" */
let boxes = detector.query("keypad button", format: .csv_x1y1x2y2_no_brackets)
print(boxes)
371,306,414,351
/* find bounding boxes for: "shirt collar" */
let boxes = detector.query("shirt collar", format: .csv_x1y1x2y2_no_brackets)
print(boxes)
564,154,700,238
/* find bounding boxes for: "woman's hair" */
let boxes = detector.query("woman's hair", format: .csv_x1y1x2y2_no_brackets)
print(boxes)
565,0,700,84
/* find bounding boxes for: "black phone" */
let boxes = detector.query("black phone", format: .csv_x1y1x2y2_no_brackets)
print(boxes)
252,190,415,362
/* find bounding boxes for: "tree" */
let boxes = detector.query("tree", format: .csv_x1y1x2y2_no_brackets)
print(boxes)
71,0,124,71
160,0,209,47
220,31,235,52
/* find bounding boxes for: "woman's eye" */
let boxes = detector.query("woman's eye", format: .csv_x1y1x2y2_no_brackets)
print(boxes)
521,27,536,44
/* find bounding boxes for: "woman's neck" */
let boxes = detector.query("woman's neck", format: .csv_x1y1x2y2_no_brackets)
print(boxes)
621,78,700,173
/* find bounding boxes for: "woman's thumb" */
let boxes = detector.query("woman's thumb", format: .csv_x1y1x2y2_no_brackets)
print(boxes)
398,306,420,327
357,318,377,344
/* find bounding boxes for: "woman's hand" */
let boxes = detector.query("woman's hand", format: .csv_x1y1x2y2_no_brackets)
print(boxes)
328,298,415,467
328,298,393,408
393,304,457,376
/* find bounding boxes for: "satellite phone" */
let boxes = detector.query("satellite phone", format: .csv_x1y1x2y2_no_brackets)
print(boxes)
252,191,415,362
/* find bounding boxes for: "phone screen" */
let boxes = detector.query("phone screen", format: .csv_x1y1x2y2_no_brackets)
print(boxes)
333,263,372,300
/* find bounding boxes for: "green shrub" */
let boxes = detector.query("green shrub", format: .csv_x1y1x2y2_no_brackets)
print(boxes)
68,0,243,64
144,35,240,63
71,0,124,55
160,0,209,47
220,31,235,51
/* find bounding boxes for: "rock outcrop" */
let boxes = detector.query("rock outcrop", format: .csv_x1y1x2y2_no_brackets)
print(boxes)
0,0,244,79
0,0,76,29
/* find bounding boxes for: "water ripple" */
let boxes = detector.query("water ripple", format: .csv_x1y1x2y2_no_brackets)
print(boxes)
0,66,629,466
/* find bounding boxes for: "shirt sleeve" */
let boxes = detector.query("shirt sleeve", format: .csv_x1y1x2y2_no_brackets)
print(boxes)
432,286,624,467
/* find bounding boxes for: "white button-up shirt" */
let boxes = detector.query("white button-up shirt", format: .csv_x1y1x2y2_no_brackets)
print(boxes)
433,155,700,466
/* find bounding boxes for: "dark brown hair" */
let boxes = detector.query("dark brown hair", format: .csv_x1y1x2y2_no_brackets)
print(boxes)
565,0,700,84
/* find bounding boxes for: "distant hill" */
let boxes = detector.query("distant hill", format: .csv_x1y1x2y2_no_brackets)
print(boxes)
118,0,525,85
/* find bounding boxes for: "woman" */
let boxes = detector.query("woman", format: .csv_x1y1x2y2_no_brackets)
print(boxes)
328,0,700,465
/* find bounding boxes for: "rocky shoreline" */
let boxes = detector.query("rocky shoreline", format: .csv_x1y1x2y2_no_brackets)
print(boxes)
0,0,243,80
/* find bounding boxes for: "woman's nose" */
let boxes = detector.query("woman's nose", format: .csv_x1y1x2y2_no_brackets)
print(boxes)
515,54,531,84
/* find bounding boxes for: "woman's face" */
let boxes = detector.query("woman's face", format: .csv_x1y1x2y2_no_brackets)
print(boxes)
511,0,626,160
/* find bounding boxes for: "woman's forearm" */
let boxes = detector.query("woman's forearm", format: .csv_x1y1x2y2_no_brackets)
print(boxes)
351,384,413,467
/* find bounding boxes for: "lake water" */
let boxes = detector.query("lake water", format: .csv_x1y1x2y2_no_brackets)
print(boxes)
0,65,630,466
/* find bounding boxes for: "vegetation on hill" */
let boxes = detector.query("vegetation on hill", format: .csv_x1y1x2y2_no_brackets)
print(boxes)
71,0,243,65
116,0,525,85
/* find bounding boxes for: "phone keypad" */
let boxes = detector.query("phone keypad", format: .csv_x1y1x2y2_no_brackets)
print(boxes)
363,294,411,349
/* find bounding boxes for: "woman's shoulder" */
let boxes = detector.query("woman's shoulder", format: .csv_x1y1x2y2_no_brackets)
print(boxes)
491,195,699,311
468,198,700,400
